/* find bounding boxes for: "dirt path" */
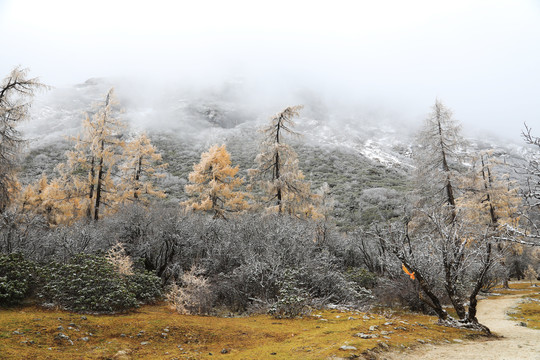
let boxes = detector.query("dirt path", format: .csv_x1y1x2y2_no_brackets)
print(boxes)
383,294,540,360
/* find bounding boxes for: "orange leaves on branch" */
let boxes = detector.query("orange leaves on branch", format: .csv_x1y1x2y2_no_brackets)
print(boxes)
402,264,416,280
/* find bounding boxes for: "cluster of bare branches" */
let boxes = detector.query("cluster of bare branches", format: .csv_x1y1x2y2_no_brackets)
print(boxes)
377,210,497,333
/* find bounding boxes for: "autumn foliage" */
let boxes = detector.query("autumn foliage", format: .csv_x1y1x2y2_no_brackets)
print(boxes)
14,90,167,225
119,133,168,204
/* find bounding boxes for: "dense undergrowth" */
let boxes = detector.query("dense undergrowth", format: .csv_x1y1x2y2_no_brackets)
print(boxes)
0,253,161,313
2,204,536,321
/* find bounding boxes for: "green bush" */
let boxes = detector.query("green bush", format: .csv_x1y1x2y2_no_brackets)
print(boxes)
126,271,162,303
0,253,36,306
345,267,378,289
38,254,161,313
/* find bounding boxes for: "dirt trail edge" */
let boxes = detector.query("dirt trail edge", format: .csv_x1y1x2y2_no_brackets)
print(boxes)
382,294,540,360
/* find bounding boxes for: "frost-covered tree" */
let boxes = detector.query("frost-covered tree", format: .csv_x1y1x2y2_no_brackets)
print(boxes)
0,67,47,212
119,133,168,204
414,100,465,219
524,264,538,285
183,144,248,219
381,210,497,333
380,101,504,333
314,182,334,243
249,105,318,218
523,124,540,208
498,124,540,247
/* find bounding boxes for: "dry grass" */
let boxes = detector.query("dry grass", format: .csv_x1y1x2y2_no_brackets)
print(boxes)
0,303,483,360
489,281,537,296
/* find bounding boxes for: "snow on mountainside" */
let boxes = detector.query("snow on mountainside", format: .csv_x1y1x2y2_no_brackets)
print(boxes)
23,78,535,166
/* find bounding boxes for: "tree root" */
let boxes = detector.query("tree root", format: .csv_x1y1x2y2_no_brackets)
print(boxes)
437,317,491,335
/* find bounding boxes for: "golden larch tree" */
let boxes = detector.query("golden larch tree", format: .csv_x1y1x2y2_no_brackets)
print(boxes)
16,174,46,217
183,144,248,219
458,151,523,288
15,174,70,226
57,88,126,221
119,133,168,204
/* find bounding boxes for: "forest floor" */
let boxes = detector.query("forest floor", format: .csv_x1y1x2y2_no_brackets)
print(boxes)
382,281,540,360
0,282,537,359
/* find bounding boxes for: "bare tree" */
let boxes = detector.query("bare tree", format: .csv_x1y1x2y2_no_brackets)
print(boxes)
522,123,540,208
380,211,498,333
522,124,540,235
0,67,47,212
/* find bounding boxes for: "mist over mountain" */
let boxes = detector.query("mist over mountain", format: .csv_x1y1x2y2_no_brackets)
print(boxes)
16,77,536,229
23,76,532,155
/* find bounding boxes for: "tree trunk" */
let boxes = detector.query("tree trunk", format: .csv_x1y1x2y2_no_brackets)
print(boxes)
86,156,95,219
466,243,492,334
274,115,282,212
134,155,142,200
481,155,498,225
275,151,282,212
446,284,467,320
399,256,449,321
435,113,457,222
93,142,105,221
442,244,467,319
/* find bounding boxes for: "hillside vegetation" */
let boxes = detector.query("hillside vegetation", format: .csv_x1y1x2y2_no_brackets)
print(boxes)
2,72,540,360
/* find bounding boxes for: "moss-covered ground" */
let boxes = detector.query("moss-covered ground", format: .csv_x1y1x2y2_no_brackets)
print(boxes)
507,281,540,330
0,303,481,359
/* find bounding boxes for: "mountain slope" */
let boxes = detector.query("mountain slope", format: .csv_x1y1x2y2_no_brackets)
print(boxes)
19,79,536,228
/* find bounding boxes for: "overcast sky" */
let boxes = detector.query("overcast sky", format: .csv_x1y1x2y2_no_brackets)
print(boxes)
1,0,539,141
